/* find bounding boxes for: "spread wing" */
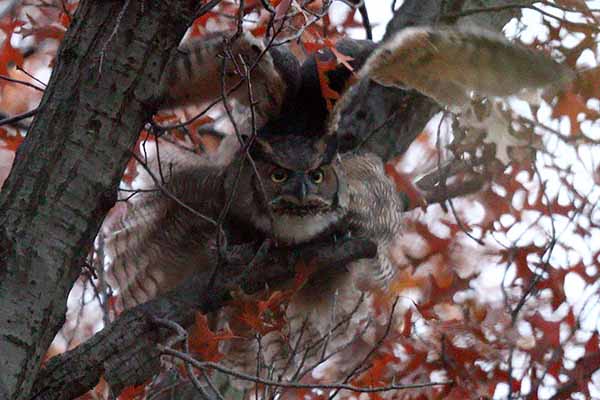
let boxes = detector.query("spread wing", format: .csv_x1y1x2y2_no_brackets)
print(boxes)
104,143,224,311
159,31,300,126
359,25,574,107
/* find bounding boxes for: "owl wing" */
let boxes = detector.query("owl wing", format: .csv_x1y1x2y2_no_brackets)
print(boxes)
159,31,300,125
358,25,574,107
105,144,225,311
105,194,171,310
337,153,405,288
325,26,574,292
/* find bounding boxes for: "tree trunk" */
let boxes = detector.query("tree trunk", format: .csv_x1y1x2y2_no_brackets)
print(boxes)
0,1,200,399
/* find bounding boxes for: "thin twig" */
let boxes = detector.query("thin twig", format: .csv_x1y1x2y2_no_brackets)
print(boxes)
15,65,47,88
159,346,452,394
153,318,217,400
0,74,45,92
442,3,600,31
328,296,400,399
357,1,372,40
0,107,38,128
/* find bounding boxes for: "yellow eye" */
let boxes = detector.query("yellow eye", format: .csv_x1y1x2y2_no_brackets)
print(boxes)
309,169,324,184
270,169,288,183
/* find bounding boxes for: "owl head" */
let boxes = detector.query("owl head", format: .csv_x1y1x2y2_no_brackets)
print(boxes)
220,44,366,244
227,130,348,245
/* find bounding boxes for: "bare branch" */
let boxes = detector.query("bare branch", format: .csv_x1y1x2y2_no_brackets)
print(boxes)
159,346,452,394
0,108,38,128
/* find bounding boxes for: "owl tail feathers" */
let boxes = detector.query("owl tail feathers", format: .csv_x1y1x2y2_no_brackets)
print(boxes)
360,26,574,108
215,330,292,390
215,289,372,389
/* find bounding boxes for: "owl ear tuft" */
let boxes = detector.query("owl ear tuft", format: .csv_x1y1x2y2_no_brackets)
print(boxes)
251,137,276,159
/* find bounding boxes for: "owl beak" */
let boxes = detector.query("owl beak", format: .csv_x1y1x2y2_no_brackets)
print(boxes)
296,181,308,202
278,177,309,205
271,175,330,213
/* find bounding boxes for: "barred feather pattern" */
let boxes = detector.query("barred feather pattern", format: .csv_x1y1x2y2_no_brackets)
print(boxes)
360,26,574,107
106,197,220,311
107,196,169,311
341,153,405,288
105,144,225,312
160,31,287,126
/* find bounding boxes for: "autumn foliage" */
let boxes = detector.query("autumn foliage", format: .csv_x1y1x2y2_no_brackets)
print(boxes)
1,1,600,399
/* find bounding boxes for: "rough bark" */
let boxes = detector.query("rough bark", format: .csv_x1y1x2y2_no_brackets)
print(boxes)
0,0,534,399
0,1,201,399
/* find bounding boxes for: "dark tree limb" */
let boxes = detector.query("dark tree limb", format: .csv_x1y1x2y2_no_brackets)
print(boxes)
337,79,439,159
0,1,205,399
30,238,376,400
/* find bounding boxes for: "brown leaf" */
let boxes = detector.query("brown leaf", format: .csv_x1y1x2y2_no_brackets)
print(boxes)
0,129,24,151
0,19,25,78
574,66,600,99
189,313,237,362
528,312,561,347
551,90,588,135
117,382,146,400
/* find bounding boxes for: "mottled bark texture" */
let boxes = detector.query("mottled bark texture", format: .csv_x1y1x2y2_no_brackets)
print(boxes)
0,0,532,399
0,1,202,399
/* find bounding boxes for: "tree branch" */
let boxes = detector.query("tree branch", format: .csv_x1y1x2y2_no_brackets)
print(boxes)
159,346,451,393
31,238,376,400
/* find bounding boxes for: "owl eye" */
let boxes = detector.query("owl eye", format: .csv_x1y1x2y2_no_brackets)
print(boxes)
309,169,324,184
270,169,288,183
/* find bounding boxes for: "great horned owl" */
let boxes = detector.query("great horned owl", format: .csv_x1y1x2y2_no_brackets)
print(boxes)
107,31,387,306
105,25,571,382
